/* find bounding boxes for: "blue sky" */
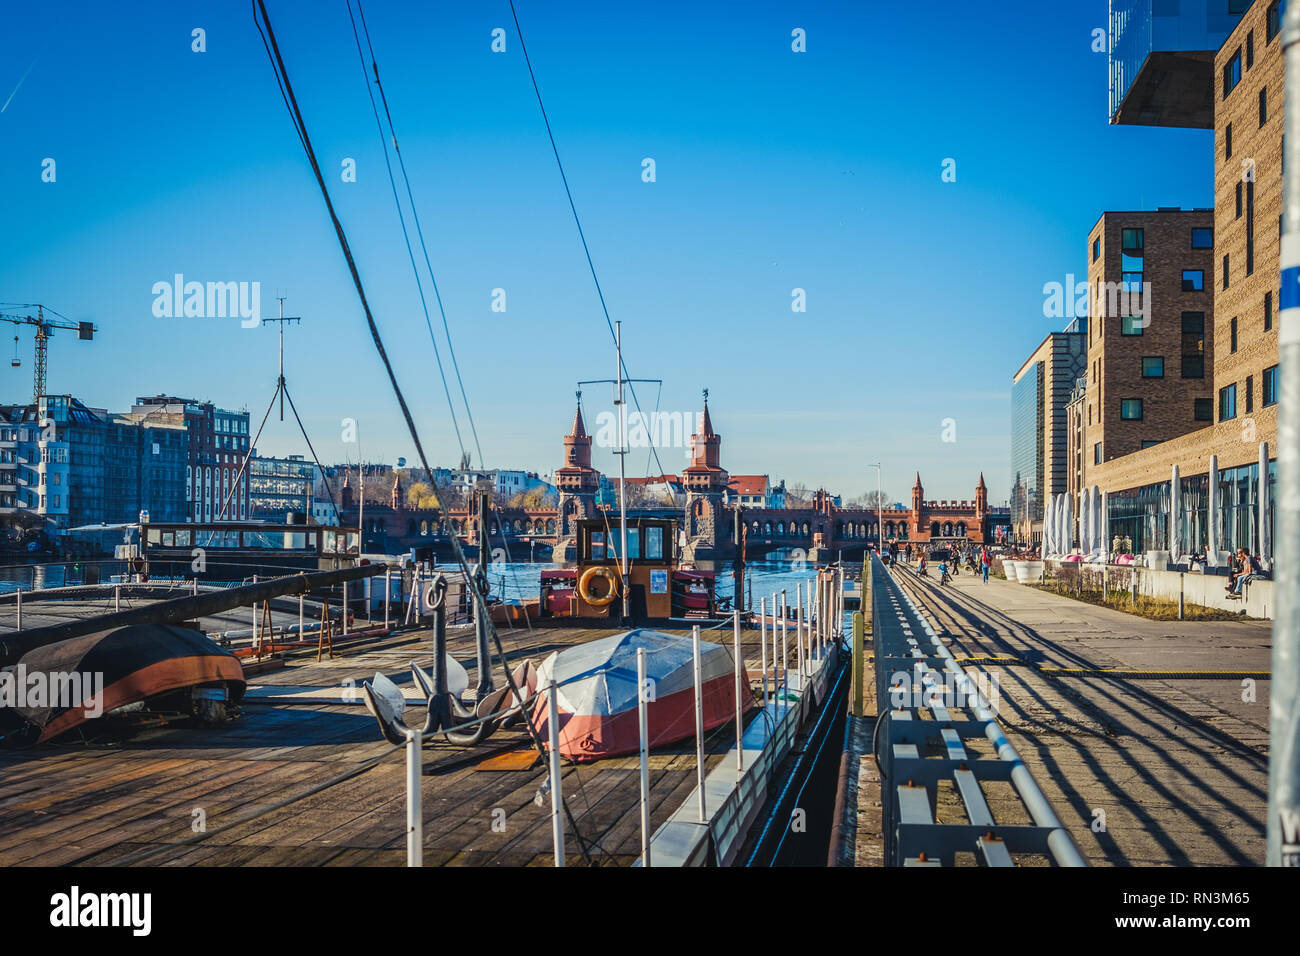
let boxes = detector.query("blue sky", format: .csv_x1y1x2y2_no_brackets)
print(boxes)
0,0,1214,504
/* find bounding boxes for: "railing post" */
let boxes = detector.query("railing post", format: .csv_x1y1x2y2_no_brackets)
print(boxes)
795,582,805,678
342,581,349,636
759,597,768,709
780,589,789,700
851,610,864,718
384,569,391,629
547,679,565,867
15,587,21,632
693,625,706,824
406,726,423,867
637,649,651,867
733,609,744,772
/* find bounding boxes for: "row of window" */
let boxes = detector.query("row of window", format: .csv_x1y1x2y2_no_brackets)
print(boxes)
1113,365,1278,429
1090,228,1212,263
1224,3,1282,102
1220,366,1280,421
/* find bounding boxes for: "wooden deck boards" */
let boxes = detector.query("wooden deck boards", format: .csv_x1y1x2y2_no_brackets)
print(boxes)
0,621,793,866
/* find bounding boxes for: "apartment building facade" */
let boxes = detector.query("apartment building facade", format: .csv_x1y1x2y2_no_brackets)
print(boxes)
1054,0,1284,561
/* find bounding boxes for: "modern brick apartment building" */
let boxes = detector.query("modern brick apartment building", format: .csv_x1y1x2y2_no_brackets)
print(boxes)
1084,209,1216,465
1024,0,1282,562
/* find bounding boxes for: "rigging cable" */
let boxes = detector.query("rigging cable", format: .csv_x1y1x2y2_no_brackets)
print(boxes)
345,0,468,466
507,0,679,496
251,0,594,864
354,0,485,470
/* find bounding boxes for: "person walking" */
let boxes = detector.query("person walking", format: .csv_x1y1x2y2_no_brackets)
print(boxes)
980,546,991,584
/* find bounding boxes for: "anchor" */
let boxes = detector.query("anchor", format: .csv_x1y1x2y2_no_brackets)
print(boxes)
364,568,506,747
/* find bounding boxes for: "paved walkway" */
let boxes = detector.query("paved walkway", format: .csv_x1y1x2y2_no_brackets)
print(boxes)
887,563,1270,866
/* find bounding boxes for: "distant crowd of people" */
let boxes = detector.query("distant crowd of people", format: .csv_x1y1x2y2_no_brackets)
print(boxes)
878,541,994,585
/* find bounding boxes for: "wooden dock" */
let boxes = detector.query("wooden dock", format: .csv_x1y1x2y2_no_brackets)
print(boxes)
0,619,788,866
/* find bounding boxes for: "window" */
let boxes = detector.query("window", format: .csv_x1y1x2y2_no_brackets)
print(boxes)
1094,443,1102,465
1236,181,1243,218
1247,30,1255,69
1224,49,1241,98
1220,384,1238,421
1266,290,1274,331
1264,365,1279,406
1269,2,1283,43
1191,227,1213,248
1195,398,1213,421
1182,312,1206,378
1092,237,1100,261
1121,315,1145,335
1247,179,1255,274
1223,253,1230,289
1226,121,1234,159
1121,399,1143,420
1182,269,1204,291
1141,440,1161,450
1121,228,1143,252
1231,316,1239,353
1246,374,1255,413
1142,357,1164,378
1260,86,1268,126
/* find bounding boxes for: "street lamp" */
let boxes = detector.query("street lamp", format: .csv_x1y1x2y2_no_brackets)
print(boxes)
868,462,882,550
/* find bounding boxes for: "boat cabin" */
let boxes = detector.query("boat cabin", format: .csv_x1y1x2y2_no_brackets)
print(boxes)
539,516,716,621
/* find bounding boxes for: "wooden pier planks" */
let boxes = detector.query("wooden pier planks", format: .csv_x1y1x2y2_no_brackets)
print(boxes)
0,621,790,866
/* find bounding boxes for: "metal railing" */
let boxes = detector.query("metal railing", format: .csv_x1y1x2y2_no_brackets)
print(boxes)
869,555,1086,866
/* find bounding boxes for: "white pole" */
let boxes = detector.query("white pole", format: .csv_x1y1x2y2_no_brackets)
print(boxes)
406,728,422,866
616,321,630,620
759,597,768,708
114,584,120,613
733,609,744,772
15,588,21,632
298,592,304,637
795,581,804,678
780,589,788,700
548,679,565,867
384,569,391,629
342,581,349,636
770,591,779,698
692,625,706,824
636,648,651,866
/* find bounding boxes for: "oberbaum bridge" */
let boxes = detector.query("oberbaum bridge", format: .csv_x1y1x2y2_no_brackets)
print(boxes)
340,398,1000,565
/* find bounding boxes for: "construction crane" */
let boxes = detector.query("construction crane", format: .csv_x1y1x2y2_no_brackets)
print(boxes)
0,304,97,405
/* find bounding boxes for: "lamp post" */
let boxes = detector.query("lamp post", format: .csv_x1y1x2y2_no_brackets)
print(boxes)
868,462,882,550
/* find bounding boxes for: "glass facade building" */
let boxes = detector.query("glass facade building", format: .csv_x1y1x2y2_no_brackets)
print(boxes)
1109,0,1250,127
1010,361,1044,541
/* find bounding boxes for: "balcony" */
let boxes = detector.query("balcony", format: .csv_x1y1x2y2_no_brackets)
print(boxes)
1109,0,1247,128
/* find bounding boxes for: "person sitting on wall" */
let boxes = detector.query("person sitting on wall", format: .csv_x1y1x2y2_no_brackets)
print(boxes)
1227,547,1266,597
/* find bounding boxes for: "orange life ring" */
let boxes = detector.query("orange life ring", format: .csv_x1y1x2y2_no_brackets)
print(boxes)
577,566,619,606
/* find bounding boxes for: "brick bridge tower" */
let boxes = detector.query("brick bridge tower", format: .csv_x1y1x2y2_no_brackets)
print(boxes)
553,393,602,563
681,390,731,561
975,472,988,530
911,473,924,538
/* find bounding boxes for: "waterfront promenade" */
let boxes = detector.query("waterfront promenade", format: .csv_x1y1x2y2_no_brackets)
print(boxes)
850,564,1270,866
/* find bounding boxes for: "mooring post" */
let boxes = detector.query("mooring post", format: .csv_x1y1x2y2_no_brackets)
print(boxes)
637,648,651,867
692,625,706,824
547,679,565,867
